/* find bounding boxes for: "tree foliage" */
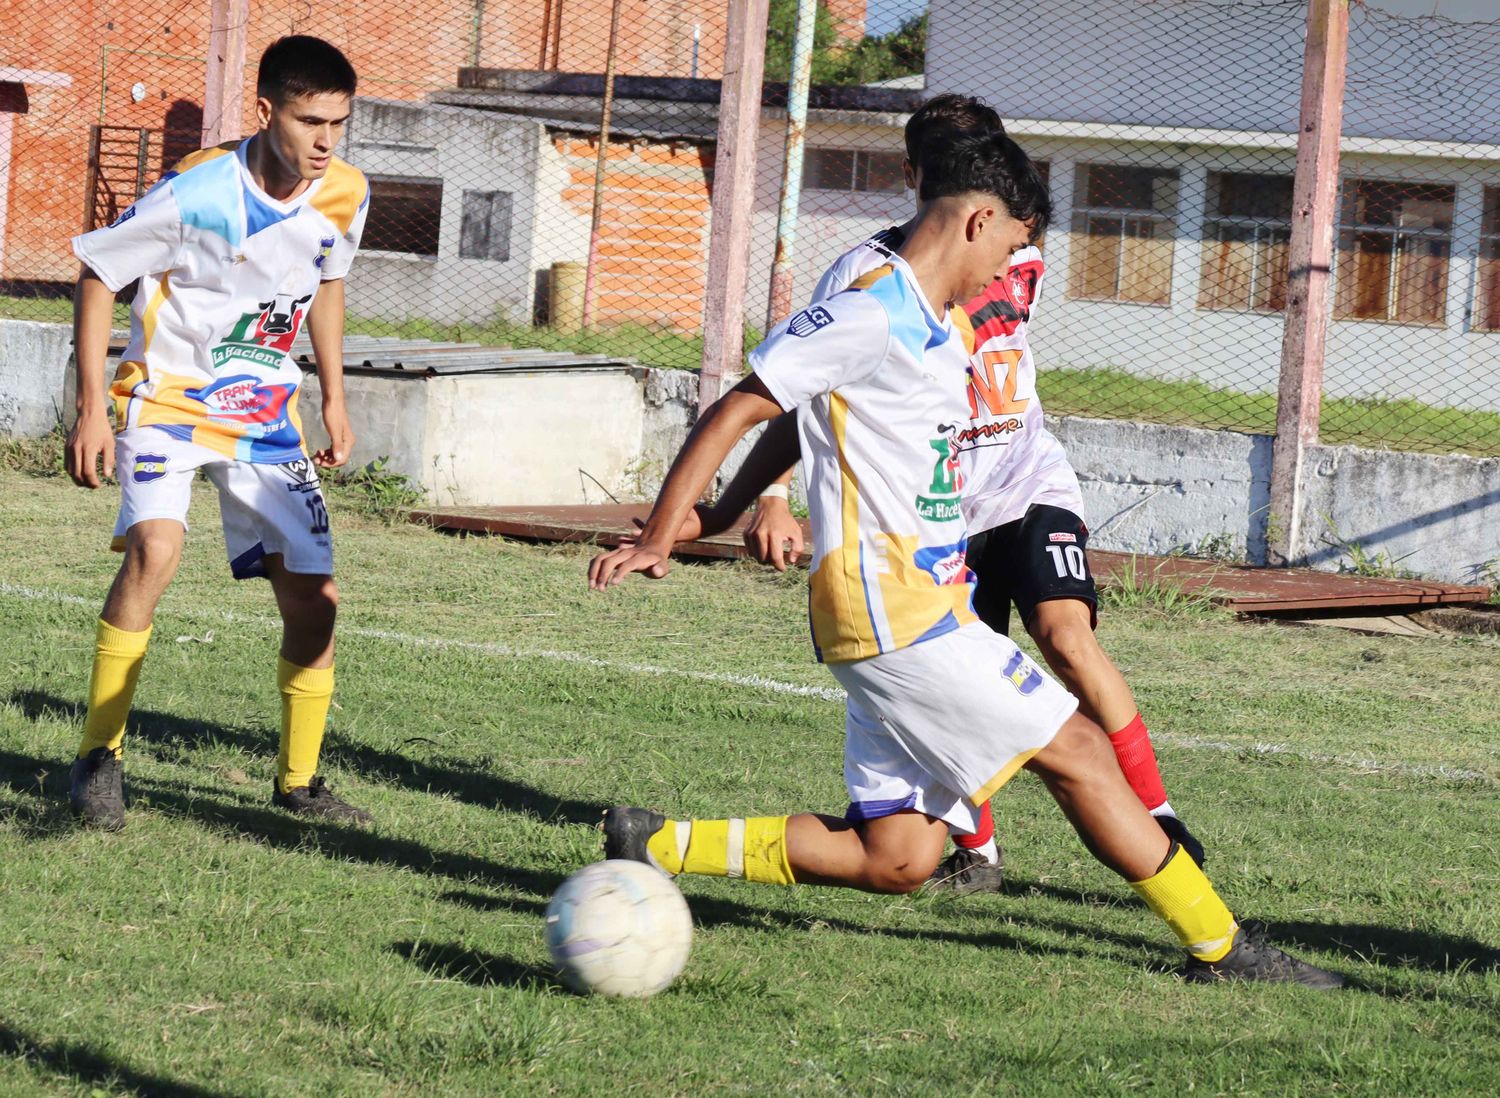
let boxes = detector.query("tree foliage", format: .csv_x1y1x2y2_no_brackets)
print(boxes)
764,2,928,87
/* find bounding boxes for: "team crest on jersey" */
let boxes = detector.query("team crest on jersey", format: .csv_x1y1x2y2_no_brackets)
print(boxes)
211,292,313,370
787,306,834,337
132,453,167,482
916,429,964,522
1049,532,1077,544
1002,650,1044,696
314,236,336,270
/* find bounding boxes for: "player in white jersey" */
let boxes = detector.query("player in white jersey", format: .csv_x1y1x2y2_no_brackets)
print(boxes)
745,96,1203,892
589,132,1342,988
64,37,372,830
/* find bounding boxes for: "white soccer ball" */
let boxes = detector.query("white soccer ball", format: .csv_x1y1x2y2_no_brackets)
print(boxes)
544,859,693,998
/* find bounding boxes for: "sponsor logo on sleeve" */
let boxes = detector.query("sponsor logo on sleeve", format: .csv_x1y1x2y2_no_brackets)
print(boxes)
110,205,138,228
132,454,167,482
314,235,336,270
1048,532,1077,544
787,306,834,337
1002,649,1044,696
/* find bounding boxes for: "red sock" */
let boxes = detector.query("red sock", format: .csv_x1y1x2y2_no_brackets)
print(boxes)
1108,713,1168,811
954,800,995,849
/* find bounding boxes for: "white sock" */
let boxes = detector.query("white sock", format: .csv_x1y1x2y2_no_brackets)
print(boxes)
1150,800,1177,819
962,838,1000,865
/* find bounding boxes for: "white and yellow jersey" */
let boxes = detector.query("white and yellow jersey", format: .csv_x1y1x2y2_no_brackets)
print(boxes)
814,231,1082,536
750,256,980,664
72,138,369,464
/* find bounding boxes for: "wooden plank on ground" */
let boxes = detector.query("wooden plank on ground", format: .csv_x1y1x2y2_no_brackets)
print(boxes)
410,504,1491,614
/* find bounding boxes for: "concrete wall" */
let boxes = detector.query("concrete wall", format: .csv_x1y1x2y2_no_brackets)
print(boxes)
0,318,70,434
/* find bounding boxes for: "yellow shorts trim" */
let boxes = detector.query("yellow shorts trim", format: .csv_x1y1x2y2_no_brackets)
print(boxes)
969,747,1042,806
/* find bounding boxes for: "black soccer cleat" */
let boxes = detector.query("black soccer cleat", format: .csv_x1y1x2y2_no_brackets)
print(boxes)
1155,813,1206,868
601,806,669,869
1182,920,1345,989
272,775,372,825
924,846,1005,895
69,746,127,831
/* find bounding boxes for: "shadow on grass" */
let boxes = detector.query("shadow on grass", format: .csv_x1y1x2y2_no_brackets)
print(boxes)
8,689,609,825
1266,919,1500,977
0,1021,233,1098
391,940,564,991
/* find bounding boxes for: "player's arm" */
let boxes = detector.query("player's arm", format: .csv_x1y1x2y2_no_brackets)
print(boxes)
65,266,118,488
732,426,804,571
306,278,354,468
589,375,783,589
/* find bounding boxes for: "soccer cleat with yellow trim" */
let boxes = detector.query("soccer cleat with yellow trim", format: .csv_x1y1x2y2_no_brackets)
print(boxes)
601,806,672,873
1181,920,1345,989
272,775,372,825
924,846,1004,894
69,747,126,831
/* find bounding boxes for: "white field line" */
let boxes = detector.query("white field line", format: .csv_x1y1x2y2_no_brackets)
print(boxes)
3,582,1491,785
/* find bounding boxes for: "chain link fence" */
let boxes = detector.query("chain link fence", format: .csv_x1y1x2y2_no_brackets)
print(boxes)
2,1,1497,456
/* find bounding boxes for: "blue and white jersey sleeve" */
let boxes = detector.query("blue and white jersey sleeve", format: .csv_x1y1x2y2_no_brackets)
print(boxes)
72,180,183,293
749,293,889,411
320,180,369,280
811,248,866,304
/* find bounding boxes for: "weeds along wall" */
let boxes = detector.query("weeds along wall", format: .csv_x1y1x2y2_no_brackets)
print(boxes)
2,1,1500,464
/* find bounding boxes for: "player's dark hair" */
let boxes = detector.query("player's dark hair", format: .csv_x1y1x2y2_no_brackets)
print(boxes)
257,36,357,103
903,94,1004,165
918,132,1052,235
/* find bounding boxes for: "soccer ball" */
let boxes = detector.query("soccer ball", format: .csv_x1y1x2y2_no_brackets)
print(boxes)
544,859,693,998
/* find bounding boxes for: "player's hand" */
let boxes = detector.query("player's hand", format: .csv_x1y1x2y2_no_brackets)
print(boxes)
744,496,804,571
588,540,673,589
65,408,115,488
315,404,355,468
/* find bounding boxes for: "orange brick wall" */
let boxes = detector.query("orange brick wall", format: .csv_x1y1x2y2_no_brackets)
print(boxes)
556,135,713,332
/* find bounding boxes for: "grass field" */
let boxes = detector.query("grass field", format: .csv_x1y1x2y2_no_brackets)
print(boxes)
1,463,1499,1096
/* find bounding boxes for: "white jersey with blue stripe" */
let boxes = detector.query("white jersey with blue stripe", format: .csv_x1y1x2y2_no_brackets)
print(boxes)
750,256,980,664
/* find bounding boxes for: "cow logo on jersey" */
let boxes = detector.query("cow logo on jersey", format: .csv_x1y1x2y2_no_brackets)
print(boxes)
184,374,296,436
787,306,834,337
132,453,167,482
314,235,336,270
211,292,313,370
916,430,964,522
1002,649,1044,696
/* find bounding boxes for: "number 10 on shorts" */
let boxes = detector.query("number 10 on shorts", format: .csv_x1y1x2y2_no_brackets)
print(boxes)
1045,543,1087,581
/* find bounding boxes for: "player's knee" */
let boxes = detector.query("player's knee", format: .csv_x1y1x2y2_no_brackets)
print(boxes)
284,576,339,629
123,527,182,580
863,850,938,894
1030,714,1114,784
1032,616,1094,673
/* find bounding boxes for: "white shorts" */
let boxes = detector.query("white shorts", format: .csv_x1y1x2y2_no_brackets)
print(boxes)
829,623,1077,834
112,428,333,579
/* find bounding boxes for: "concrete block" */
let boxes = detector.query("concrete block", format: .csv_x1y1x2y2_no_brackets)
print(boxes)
0,319,72,436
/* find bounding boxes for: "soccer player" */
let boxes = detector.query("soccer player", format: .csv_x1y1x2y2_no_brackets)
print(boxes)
741,94,1202,892
589,131,1341,987
63,36,371,830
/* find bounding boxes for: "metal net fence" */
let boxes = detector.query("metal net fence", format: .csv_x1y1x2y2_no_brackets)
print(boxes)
2,1,1498,457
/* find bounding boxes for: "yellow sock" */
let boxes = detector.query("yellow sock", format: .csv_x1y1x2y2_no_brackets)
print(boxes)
78,619,152,758
645,817,796,885
276,658,334,794
1130,845,1239,962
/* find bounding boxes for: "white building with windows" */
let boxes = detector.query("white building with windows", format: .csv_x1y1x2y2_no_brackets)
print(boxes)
742,0,1500,418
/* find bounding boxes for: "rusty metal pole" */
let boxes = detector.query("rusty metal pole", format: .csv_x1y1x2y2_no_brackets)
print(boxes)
202,0,249,147
765,0,816,330
581,0,624,330
698,0,771,411
1267,0,1348,567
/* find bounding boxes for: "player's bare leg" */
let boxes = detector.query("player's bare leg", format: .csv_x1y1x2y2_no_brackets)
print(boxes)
264,556,367,823
1028,597,1203,864
70,519,187,829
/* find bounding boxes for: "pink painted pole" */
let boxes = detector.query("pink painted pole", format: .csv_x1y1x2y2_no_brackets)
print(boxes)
697,0,770,412
581,0,624,330
1267,0,1348,566
202,0,250,148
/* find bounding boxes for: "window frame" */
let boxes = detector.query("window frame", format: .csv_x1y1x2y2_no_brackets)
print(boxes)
362,175,444,260
802,147,907,195
1066,162,1180,307
1473,184,1500,333
1333,176,1455,328
1198,170,1295,315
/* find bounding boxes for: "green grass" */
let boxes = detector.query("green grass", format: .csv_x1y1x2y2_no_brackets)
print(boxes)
2,466,1500,1096
1041,365,1500,458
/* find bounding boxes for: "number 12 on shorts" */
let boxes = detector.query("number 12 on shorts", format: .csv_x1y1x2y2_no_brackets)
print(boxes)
1045,543,1088,581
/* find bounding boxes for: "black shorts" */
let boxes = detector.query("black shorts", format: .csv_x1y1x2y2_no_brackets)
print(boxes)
966,503,1097,637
